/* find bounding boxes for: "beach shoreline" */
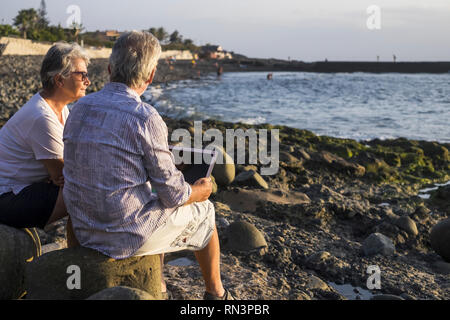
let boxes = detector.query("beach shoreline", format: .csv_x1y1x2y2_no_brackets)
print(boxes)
1,55,449,300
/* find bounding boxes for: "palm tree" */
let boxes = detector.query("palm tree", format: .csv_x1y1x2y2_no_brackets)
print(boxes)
13,8,39,39
169,30,183,44
70,21,84,44
37,0,50,29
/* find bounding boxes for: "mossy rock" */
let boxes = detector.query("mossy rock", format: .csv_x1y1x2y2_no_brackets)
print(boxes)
225,221,267,252
24,247,162,300
0,225,41,300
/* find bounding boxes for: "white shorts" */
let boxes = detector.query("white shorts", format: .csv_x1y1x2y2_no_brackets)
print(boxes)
133,200,216,256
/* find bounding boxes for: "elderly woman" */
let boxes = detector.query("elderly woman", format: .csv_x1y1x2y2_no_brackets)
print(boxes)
0,42,90,229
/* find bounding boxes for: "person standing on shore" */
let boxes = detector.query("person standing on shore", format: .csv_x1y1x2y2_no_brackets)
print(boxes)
0,43,90,229
63,31,233,300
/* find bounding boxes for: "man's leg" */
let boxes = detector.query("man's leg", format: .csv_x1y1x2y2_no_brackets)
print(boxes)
194,225,225,298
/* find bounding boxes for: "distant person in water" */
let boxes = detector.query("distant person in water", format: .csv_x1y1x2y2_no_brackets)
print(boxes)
0,43,91,229
267,73,273,80
217,65,223,76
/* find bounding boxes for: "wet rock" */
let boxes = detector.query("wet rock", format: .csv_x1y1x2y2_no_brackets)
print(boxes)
313,151,365,177
362,233,395,256
233,170,269,189
432,261,450,275
0,225,41,299
429,185,450,213
280,151,303,167
394,216,418,237
225,221,267,253
430,218,450,262
25,247,162,300
412,206,431,221
86,286,156,300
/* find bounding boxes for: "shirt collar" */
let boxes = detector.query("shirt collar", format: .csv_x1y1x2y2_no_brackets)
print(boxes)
105,82,142,102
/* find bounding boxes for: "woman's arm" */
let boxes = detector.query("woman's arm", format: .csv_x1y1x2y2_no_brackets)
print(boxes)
40,158,64,187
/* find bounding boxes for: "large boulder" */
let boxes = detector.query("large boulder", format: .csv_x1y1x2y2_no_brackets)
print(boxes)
430,218,450,262
225,221,267,253
212,147,235,186
362,233,395,256
24,246,161,300
217,188,310,213
86,286,156,300
394,216,419,237
0,225,41,299
233,170,269,189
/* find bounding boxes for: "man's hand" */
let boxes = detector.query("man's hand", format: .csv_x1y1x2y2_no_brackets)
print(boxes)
184,177,212,206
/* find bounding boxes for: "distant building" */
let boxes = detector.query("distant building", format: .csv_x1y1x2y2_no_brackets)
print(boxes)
199,45,232,60
105,30,120,41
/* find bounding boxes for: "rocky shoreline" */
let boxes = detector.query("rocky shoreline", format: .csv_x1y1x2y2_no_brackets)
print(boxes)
1,55,449,300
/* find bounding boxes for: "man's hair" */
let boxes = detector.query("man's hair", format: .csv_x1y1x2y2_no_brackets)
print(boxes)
40,42,90,90
109,31,161,88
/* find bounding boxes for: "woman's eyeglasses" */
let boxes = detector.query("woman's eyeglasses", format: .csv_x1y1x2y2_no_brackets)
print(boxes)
71,71,89,82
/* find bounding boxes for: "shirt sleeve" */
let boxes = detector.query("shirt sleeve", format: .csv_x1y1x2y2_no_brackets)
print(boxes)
141,112,192,208
28,114,64,160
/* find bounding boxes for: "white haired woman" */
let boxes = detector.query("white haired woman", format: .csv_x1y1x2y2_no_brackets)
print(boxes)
0,42,91,229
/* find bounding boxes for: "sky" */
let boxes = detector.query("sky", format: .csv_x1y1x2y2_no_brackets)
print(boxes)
1,0,450,61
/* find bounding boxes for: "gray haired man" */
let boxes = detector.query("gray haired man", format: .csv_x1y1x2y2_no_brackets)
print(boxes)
63,31,233,300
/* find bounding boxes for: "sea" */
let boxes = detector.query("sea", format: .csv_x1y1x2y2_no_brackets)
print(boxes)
144,71,450,143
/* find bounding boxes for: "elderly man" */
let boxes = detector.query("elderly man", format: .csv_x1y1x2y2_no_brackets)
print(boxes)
63,31,232,300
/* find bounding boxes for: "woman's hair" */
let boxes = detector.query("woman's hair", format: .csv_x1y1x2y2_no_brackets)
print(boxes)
109,31,161,88
40,42,90,90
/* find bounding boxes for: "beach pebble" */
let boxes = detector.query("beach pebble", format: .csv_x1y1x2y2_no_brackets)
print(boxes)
306,275,329,290
234,170,269,189
430,218,450,262
87,286,155,300
279,151,303,167
394,216,418,237
0,224,41,299
225,221,267,253
306,251,331,265
362,233,395,256
25,247,162,299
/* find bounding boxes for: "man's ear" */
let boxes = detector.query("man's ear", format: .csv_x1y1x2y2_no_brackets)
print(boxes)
146,67,157,85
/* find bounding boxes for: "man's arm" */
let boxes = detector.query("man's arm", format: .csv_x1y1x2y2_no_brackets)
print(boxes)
40,158,64,187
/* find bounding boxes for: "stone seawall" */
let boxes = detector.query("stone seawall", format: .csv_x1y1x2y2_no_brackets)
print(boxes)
0,37,195,60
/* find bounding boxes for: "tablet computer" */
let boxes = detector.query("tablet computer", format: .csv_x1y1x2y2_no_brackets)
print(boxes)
169,145,218,185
